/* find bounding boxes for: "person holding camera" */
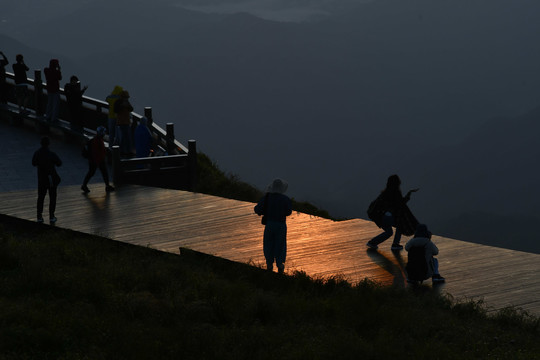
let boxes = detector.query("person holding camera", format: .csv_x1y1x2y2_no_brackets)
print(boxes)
12,54,29,113
366,174,419,250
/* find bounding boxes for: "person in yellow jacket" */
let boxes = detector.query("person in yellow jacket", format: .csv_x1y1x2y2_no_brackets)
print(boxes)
114,90,134,155
105,85,123,148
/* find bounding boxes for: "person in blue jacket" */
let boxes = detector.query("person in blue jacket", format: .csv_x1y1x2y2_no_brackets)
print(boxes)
254,178,293,274
134,116,153,158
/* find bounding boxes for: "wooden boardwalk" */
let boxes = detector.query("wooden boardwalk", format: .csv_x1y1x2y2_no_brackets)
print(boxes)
0,184,539,316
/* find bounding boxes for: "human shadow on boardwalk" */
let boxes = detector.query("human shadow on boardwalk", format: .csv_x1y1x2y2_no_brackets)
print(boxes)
366,248,407,287
83,192,114,236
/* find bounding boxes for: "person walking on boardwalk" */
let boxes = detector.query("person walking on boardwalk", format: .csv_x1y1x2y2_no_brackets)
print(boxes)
106,85,123,148
32,136,62,224
12,54,29,113
366,174,419,250
81,126,115,193
254,178,293,274
405,224,445,284
44,59,62,123
0,51,9,105
64,75,88,132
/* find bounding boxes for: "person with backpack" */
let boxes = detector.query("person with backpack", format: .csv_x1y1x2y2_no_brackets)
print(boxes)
81,126,115,193
405,224,445,284
254,178,293,274
32,137,62,224
366,174,419,250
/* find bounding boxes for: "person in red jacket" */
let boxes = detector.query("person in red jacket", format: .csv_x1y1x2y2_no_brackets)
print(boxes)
44,59,62,123
81,126,115,193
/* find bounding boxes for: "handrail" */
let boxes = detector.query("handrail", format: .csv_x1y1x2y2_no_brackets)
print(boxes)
3,70,197,190
4,71,188,154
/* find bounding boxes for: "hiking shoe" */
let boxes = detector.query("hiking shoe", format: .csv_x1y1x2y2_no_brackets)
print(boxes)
50,217,57,224
366,242,378,250
391,244,404,250
432,274,445,283
37,216,44,223
81,185,90,193
105,185,115,192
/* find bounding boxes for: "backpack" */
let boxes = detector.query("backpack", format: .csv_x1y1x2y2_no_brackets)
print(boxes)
367,195,386,225
406,245,429,281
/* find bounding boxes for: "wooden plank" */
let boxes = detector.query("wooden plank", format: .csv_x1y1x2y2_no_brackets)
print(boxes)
0,184,538,316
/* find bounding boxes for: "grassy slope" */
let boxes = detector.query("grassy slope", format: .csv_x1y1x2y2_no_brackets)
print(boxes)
0,214,538,359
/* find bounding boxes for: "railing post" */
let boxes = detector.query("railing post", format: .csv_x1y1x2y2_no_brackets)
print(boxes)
112,145,121,186
166,123,175,154
187,139,197,191
34,70,44,117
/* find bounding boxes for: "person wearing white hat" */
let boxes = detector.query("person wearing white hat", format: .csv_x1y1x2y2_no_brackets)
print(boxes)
254,178,292,273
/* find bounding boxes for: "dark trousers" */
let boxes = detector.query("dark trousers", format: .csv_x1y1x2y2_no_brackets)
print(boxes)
37,183,57,217
369,213,402,246
83,161,110,186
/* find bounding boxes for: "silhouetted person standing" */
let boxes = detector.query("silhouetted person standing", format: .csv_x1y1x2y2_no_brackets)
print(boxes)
81,126,115,193
32,137,62,224
64,75,88,132
367,174,419,250
0,51,9,104
135,116,153,158
106,85,123,148
12,54,29,113
44,59,62,123
254,178,292,273
114,90,134,156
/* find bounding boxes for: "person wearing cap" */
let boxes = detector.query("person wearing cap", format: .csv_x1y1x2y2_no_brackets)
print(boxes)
32,137,62,224
254,178,293,273
81,126,115,193
405,224,445,284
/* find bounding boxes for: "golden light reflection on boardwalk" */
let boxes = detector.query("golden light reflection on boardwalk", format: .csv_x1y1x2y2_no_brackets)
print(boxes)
0,185,538,316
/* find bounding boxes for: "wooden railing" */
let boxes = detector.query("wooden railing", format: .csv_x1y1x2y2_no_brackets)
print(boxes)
2,70,197,191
